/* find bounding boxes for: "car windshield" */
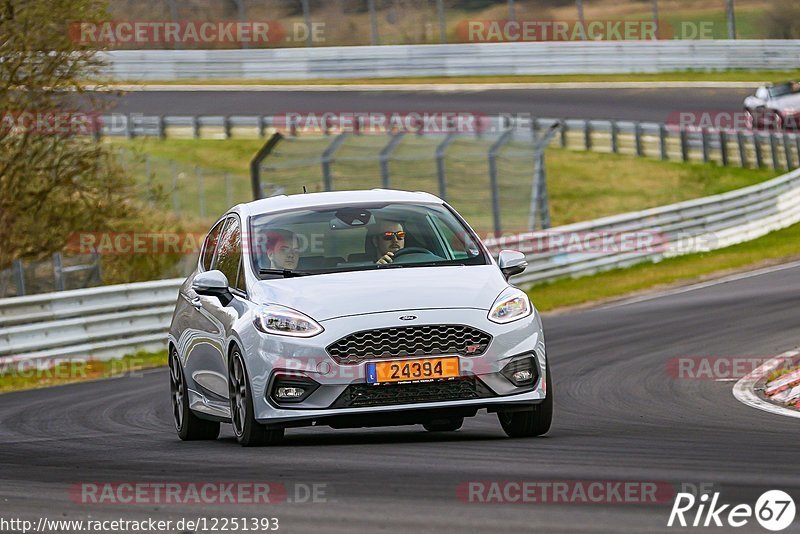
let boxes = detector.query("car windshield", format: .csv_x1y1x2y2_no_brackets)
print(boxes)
249,202,487,278
768,82,799,99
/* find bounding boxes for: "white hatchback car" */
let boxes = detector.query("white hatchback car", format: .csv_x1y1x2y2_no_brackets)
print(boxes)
168,190,552,446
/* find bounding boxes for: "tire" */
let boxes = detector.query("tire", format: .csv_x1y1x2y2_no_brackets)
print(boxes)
170,349,220,441
423,417,464,432
229,349,284,447
498,360,553,438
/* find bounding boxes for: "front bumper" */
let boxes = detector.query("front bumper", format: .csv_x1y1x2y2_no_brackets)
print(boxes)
240,308,546,425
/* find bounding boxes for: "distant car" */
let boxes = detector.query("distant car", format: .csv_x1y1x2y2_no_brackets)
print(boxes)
168,189,552,446
744,81,800,130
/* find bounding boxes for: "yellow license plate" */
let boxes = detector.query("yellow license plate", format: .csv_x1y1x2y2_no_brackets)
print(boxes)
366,356,460,384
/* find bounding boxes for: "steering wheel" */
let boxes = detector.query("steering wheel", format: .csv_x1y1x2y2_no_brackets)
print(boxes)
390,247,432,259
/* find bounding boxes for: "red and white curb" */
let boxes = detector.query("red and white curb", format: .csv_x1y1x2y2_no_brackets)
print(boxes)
733,349,800,419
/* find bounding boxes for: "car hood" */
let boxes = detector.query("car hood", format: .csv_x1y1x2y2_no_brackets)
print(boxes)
250,265,509,321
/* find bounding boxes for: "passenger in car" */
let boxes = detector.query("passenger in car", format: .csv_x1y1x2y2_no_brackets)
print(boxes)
265,229,300,270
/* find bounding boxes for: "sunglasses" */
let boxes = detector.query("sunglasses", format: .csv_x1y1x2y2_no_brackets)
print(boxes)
381,231,406,241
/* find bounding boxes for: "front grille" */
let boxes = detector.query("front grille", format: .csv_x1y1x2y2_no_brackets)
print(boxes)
326,324,492,365
331,378,494,408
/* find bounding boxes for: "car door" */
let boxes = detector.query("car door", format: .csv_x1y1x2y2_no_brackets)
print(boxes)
183,216,243,401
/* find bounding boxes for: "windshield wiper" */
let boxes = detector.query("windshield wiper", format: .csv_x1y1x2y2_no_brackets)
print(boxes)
258,268,314,278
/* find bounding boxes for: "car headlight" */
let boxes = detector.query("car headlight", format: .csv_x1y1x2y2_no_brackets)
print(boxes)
488,288,533,324
254,305,324,337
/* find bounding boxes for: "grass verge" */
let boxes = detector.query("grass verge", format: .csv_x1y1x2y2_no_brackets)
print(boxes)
0,350,167,394
529,222,800,312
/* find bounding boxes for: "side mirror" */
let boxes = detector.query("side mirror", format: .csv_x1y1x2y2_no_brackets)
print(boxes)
192,270,233,306
498,250,527,280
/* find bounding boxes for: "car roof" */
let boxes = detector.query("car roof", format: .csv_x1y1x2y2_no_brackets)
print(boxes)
239,189,444,218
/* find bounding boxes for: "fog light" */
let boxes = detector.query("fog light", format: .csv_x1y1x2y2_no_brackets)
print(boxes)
512,369,533,383
269,373,320,404
500,356,539,388
276,386,305,399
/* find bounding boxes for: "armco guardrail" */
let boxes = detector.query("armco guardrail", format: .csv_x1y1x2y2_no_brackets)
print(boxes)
102,40,800,80
0,279,183,364
2,167,800,365
485,167,800,285
101,114,800,171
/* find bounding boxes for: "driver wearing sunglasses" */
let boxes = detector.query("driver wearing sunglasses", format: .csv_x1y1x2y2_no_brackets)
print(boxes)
373,220,406,264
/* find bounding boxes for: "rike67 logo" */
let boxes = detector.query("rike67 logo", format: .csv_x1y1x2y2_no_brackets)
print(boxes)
668,490,796,531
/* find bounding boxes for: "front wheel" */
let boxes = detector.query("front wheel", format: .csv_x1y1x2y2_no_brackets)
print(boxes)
170,350,220,441
229,349,284,447
498,361,553,438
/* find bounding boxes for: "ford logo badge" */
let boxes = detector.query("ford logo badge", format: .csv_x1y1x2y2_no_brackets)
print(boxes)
399,315,417,321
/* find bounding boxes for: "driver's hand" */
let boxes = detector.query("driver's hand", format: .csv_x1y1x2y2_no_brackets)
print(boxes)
376,251,394,265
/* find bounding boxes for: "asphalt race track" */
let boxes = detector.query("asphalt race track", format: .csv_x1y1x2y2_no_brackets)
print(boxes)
1,263,798,532
107,87,752,122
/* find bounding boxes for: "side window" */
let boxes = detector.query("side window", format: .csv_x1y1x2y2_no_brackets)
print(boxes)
430,216,470,260
201,218,227,271
213,218,241,287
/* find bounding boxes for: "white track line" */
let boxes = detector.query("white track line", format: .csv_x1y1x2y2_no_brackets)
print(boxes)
101,81,762,92
733,350,800,419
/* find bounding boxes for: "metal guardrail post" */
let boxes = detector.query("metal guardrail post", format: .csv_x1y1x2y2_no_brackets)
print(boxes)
13,259,25,296
635,122,644,157
250,132,283,200
53,253,65,292
224,116,232,139
783,133,793,170
794,134,800,166
192,116,200,139
719,130,729,167
321,133,350,192
258,116,268,138
158,115,166,139
125,114,134,139
488,130,514,236
584,120,592,150
301,0,312,47
560,119,567,148
754,132,764,168
435,133,457,201
91,249,102,285
368,0,379,45
659,124,667,160
528,123,560,231
770,133,780,170
611,121,619,154
701,128,710,163
737,131,748,168
680,130,689,162
379,132,405,189
436,0,446,44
